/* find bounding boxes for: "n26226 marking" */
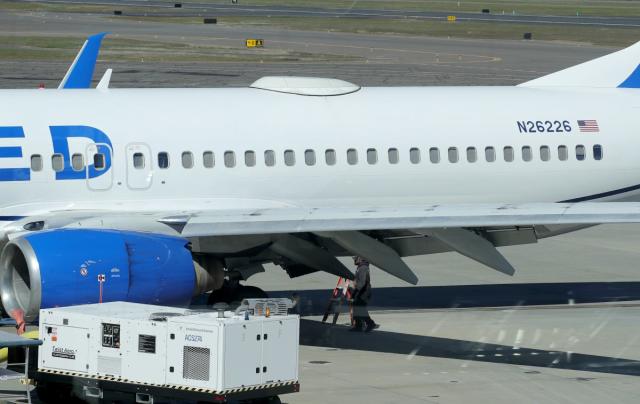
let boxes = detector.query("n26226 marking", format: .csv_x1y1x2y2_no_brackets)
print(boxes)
517,120,572,133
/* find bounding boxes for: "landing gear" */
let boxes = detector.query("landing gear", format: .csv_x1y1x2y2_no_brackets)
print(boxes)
207,280,268,306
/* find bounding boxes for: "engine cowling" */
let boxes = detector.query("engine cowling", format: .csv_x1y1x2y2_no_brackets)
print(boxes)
0,229,218,320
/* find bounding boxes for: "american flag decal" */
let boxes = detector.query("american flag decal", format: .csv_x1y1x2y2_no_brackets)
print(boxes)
577,120,599,132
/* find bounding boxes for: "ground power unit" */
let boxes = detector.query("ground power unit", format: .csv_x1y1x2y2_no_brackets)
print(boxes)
36,300,299,403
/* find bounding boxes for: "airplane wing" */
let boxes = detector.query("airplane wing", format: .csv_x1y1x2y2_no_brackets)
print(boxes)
171,202,640,237
5,202,640,285
8,202,640,236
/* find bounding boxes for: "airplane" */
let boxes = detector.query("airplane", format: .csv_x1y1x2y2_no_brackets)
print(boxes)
1,33,640,323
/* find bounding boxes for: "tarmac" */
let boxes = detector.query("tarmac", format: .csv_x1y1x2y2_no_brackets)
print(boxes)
262,224,640,403
22,0,640,27
0,11,616,88
1,8,640,404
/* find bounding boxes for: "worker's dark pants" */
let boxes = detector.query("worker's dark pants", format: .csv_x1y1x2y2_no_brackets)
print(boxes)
352,297,375,329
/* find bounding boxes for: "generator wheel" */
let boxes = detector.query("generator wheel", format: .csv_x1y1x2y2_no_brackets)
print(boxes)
35,382,75,403
251,396,281,404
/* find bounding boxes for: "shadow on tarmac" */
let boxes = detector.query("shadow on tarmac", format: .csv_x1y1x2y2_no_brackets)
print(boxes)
270,282,640,316
300,319,640,377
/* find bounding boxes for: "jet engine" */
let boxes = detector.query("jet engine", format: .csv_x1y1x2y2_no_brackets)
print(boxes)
0,229,223,320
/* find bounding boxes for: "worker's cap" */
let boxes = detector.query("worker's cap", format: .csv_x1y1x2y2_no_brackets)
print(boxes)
352,256,369,265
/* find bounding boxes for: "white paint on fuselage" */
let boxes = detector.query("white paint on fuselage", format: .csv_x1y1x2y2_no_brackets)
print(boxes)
0,86,639,219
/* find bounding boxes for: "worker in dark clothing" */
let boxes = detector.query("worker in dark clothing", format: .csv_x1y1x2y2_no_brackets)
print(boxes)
349,256,377,332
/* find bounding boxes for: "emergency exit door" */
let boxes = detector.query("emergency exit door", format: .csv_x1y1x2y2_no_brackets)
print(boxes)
86,143,113,191
125,143,153,189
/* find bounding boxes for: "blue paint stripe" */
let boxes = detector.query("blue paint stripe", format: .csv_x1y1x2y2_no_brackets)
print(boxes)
0,168,30,182
0,147,22,158
618,64,640,88
0,127,25,138
561,183,640,202
0,216,26,221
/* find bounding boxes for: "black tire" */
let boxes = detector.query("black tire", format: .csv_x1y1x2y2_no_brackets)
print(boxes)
35,382,75,403
250,396,281,404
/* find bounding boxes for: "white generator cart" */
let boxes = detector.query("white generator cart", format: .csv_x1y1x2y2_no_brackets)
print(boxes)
35,300,299,403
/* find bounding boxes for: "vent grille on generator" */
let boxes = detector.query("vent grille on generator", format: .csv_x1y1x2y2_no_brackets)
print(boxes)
183,346,210,381
254,300,289,316
97,356,122,377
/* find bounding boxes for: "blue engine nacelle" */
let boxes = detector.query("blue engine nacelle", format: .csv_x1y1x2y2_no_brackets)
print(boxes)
0,229,202,320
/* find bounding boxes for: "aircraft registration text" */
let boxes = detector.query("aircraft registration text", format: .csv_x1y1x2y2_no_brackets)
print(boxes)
517,120,572,134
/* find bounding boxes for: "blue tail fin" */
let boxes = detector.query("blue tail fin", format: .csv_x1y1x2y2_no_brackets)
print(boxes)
59,32,108,89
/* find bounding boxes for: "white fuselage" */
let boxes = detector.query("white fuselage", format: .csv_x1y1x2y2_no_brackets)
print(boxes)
0,86,639,221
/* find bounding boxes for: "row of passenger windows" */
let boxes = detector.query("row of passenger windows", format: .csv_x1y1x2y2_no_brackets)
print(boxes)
29,153,106,173
27,144,604,172
152,145,603,169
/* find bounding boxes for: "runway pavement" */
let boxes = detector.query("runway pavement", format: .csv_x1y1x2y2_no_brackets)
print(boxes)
0,11,615,88
293,303,640,404
22,0,640,27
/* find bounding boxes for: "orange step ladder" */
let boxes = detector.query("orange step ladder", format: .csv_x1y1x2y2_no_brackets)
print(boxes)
322,277,353,325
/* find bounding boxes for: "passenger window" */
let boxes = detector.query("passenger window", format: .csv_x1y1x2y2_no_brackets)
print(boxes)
264,150,276,167
388,148,399,164
245,150,256,167
466,147,477,163
522,146,532,162
133,152,144,169
540,146,550,162
325,149,336,166
305,149,316,166
367,148,377,164
72,153,84,171
409,148,420,164
158,152,169,169
558,145,568,161
448,147,458,163
30,154,42,172
429,147,440,163
224,151,236,168
503,146,514,162
51,154,64,172
576,145,586,161
203,151,214,168
284,149,295,166
347,148,358,165
93,153,106,170
593,144,603,160
182,151,193,169
485,147,495,162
